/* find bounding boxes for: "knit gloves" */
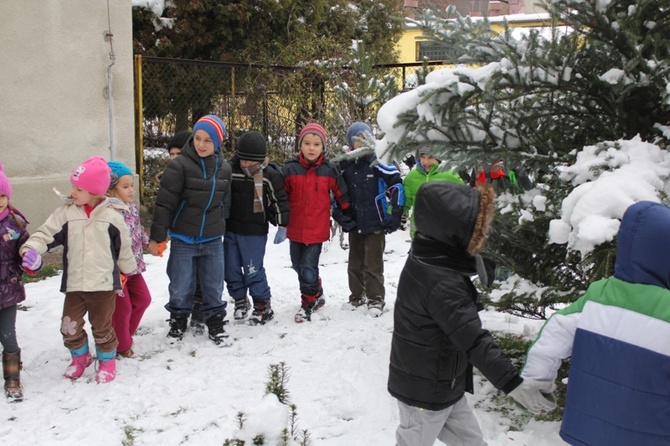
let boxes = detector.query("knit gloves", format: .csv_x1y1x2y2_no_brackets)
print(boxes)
21,247,42,275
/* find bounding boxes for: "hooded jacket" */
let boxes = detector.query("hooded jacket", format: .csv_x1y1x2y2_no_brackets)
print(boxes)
150,137,232,243
339,153,403,235
522,201,670,446
388,181,522,410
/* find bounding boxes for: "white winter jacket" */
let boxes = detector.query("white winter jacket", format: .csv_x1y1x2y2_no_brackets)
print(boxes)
21,195,136,293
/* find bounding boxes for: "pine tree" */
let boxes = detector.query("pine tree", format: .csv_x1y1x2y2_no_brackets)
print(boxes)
378,1,670,316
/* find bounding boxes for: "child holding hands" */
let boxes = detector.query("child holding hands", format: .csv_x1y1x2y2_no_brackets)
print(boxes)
0,162,30,401
20,156,136,384
283,123,351,323
107,161,152,358
148,114,233,345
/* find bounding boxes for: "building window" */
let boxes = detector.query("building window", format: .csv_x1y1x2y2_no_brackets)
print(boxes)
416,41,453,62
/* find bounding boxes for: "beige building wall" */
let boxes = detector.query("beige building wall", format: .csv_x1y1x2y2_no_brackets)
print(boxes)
0,1,135,228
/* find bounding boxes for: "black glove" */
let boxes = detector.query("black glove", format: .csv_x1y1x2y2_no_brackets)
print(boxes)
332,207,357,232
382,213,402,234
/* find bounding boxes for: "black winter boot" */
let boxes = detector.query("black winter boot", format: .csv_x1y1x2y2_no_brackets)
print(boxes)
3,350,23,403
248,300,275,326
233,297,251,321
206,312,231,346
167,314,188,341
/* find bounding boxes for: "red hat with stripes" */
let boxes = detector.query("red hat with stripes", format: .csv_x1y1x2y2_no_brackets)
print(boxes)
298,122,328,151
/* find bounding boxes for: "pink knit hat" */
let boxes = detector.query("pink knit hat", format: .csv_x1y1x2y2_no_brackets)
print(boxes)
70,156,111,196
0,161,11,199
298,123,328,150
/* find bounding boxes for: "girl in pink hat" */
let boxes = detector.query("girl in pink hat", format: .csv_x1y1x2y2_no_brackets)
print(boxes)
20,156,136,384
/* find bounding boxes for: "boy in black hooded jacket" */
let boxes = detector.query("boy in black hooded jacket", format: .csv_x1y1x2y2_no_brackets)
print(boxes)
388,181,555,446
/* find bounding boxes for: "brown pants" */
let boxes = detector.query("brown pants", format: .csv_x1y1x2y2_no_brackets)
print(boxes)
61,291,118,354
347,230,386,301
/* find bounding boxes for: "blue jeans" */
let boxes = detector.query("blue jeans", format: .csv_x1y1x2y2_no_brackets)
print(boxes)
224,232,271,302
165,238,226,321
289,241,322,295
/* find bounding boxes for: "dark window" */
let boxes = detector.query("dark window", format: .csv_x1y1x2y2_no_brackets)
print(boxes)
416,41,452,61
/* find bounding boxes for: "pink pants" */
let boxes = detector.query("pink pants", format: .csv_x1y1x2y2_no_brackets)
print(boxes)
112,273,152,353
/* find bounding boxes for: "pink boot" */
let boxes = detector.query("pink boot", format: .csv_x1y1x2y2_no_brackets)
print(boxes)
95,359,116,384
64,352,93,380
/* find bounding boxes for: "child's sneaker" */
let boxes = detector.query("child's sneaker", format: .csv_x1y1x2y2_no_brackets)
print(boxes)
206,312,232,347
367,299,385,318
233,297,251,321
248,301,275,326
63,351,93,380
95,359,116,384
294,295,326,323
167,314,188,340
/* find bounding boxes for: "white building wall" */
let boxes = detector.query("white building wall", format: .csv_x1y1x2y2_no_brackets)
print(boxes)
0,0,135,228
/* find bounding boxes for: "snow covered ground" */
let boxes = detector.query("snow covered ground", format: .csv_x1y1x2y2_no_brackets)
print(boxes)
5,227,566,446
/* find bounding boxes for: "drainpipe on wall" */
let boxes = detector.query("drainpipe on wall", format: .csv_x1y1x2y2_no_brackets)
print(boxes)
105,0,116,160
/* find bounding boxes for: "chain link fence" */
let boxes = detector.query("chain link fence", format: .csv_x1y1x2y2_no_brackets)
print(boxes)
134,55,448,211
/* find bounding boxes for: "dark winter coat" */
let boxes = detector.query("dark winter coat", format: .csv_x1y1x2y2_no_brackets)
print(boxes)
388,181,522,411
226,156,290,236
0,209,29,309
150,138,232,243
339,153,403,235
283,152,349,244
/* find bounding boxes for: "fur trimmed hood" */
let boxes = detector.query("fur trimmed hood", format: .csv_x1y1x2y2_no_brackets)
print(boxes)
414,182,495,254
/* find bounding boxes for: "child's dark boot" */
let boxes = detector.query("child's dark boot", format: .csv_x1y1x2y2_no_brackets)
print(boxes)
167,314,188,340
206,312,232,347
233,297,251,321
248,299,274,326
3,349,23,402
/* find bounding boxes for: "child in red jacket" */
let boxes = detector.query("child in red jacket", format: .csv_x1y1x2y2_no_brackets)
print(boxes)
282,123,351,323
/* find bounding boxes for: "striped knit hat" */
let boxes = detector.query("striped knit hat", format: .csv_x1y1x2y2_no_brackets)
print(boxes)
298,123,328,151
193,114,226,152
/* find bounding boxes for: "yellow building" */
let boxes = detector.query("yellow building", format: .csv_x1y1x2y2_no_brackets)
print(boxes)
396,13,559,63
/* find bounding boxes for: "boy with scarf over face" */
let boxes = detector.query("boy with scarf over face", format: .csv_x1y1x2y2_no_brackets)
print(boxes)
148,114,233,345
224,131,289,325
389,181,555,446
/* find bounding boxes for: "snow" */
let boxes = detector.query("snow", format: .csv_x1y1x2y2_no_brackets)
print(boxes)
4,228,567,445
547,136,670,256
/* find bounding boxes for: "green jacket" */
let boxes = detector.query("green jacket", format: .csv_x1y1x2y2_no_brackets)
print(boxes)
403,164,463,238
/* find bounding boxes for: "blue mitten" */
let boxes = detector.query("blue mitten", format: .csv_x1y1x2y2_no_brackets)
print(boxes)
273,227,287,244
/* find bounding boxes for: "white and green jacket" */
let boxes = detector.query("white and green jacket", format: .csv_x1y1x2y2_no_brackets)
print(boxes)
522,201,670,446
